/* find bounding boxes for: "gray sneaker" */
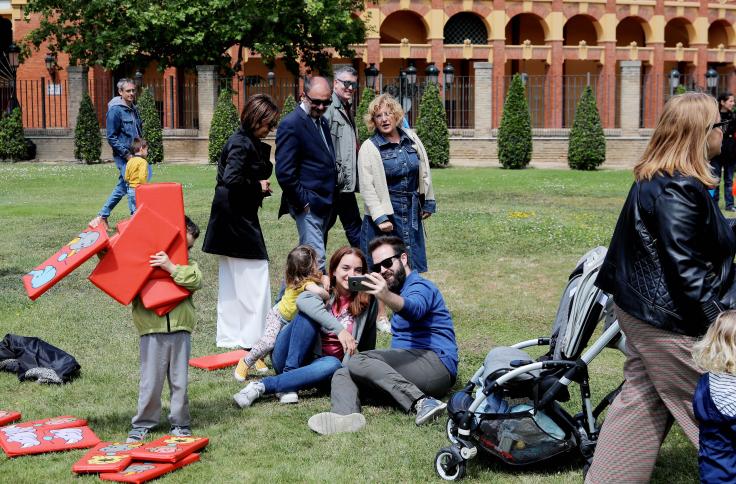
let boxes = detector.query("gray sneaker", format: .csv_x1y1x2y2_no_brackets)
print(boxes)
126,426,150,443
415,397,447,425
277,392,298,404
233,381,265,408
308,412,366,435
170,426,192,437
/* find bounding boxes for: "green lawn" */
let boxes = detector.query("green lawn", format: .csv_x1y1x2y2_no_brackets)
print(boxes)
0,163,699,483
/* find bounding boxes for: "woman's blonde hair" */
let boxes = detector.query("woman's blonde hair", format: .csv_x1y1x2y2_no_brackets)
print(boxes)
633,92,719,186
363,94,404,133
692,310,736,374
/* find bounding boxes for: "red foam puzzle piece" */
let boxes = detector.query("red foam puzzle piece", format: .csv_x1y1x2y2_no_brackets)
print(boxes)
72,441,146,474
0,425,100,457
136,183,187,279
8,415,86,430
0,411,21,427
88,204,179,305
128,435,208,463
99,452,200,483
189,350,247,370
23,225,109,300
139,278,190,316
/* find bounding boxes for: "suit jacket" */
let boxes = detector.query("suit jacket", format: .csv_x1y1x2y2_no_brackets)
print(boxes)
275,107,337,218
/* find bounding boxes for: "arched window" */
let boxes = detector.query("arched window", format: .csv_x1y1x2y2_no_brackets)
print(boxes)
563,15,599,46
505,13,546,45
665,18,692,47
380,11,428,44
616,17,647,47
444,13,488,45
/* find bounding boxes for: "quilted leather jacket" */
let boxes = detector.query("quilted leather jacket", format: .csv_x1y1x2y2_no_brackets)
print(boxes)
596,173,736,337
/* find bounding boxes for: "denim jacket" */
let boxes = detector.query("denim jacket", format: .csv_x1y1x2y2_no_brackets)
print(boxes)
106,96,143,164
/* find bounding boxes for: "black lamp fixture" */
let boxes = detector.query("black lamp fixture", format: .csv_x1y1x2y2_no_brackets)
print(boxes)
669,68,681,90
44,52,58,82
443,63,455,85
365,63,379,89
267,71,276,87
425,62,439,84
134,70,144,88
405,61,417,85
706,67,718,92
7,42,20,71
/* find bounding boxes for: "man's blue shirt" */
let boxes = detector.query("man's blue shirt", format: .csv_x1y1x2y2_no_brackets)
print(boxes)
391,271,459,376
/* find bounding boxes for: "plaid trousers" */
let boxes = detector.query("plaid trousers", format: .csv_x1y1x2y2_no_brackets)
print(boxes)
585,305,701,483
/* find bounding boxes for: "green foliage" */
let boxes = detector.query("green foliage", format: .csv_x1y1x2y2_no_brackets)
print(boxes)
356,87,376,144
279,94,297,123
415,82,449,168
209,89,240,164
0,108,28,162
22,0,366,76
137,88,163,164
498,74,532,169
74,93,102,164
674,84,687,95
567,86,606,171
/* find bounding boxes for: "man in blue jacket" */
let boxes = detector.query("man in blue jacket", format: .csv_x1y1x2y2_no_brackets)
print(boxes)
308,235,459,434
275,76,337,272
91,78,143,225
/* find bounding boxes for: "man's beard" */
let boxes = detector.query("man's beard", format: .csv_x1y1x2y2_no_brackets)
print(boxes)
386,263,407,294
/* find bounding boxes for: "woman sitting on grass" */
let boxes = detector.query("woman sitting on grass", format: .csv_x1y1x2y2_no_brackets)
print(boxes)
233,246,377,407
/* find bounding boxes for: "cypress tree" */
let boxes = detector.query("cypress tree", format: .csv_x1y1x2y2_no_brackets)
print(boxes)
208,89,239,164
0,108,28,161
416,82,449,168
356,87,376,144
497,73,532,169
279,94,297,123
137,88,163,163
568,85,606,170
74,93,102,164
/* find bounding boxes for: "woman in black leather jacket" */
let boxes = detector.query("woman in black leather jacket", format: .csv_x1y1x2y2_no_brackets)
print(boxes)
708,92,736,211
586,93,736,483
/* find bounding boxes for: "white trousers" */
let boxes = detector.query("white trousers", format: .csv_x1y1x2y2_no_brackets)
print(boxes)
215,256,270,349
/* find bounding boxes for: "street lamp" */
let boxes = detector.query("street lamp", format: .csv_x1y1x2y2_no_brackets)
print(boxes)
364,63,378,90
44,52,58,83
267,71,276,87
669,68,680,96
5,42,20,110
443,63,455,85
520,72,529,87
134,70,143,88
425,62,439,84
405,61,417,85
706,67,718,95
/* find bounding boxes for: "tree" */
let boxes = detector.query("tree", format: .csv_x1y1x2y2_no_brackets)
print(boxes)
415,82,449,168
674,84,687,95
279,95,297,123
567,86,606,171
0,108,28,162
356,87,375,144
137,88,163,164
74,93,102,164
22,0,366,76
497,74,532,169
209,90,240,164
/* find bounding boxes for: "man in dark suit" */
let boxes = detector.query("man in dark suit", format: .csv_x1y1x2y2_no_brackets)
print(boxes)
275,76,337,271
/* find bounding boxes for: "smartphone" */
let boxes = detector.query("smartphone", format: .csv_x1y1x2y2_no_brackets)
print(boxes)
348,275,371,292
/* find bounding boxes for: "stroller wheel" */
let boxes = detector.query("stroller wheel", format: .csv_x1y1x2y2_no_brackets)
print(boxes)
435,447,466,481
446,418,459,444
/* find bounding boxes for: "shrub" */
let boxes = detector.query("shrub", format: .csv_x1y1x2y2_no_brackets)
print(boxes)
279,94,297,123
137,87,163,164
208,89,240,164
415,82,449,168
568,86,606,171
0,108,28,162
674,84,687,95
498,73,532,169
356,87,375,144
74,93,102,164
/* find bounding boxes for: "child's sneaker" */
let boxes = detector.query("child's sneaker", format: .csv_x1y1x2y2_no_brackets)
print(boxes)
233,381,265,408
233,359,249,382
254,359,269,374
126,427,149,443
170,426,192,437
277,392,298,404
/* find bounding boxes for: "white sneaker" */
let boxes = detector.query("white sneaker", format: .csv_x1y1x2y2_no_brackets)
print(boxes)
277,392,298,404
376,317,391,334
308,412,366,435
233,381,265,408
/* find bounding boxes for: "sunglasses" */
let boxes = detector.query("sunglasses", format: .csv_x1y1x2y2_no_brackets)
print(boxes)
304,93,331,107
371,254,400,273
337,79,358,90
711,120,731,132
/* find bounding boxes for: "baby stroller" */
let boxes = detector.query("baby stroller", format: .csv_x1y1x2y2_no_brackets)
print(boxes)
435,247,626,480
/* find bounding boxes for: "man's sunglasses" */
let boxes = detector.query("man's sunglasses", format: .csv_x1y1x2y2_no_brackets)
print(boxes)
371,254,401,273
337,79,358,90
304,93,331,107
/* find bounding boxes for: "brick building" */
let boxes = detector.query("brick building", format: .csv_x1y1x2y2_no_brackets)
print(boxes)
1,0,735,164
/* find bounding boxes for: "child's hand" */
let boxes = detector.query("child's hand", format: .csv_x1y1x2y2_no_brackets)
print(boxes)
150,251,176,274
305,283,330,301
88,215,107,229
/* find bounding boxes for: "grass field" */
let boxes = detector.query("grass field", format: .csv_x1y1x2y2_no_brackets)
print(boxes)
0,163,700,483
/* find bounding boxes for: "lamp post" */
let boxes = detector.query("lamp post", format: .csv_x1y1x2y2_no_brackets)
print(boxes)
706,67,718,96
5,42,20,110
405,61,417,85
520,72,529,87
442,63,454,119
134,70,143,89
44,52,58,83
669,68,680,97
364,63,378,90
425,62,439,84
267,70,276,97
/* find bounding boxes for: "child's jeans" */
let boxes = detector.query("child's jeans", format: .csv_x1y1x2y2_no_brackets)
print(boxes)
127,186,137,215
244,306,288,367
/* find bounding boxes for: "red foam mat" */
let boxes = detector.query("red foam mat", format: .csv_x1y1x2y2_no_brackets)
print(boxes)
128,435,208,463
189,350,247,370
72,441,146,474
0,411,21,427
99,452,200,483
0,425,99,457
139,278,190,315
136,183,187,279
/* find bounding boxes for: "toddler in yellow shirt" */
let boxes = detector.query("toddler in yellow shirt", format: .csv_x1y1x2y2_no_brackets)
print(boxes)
124,137,150,214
